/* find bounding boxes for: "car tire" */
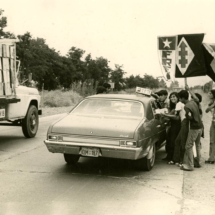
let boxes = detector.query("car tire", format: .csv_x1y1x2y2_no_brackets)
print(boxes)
136,143,156,171
22,105,39,138
64,154,80,165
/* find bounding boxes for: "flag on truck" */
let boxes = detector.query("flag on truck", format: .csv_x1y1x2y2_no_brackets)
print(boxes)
202,43,215,82
158,34,207,80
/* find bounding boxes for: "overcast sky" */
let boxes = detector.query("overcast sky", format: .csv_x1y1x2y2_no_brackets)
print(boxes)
1,0,215,86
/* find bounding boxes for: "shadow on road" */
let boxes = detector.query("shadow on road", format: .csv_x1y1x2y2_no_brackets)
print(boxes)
0,135,25,143
54,148,167,178
0,134,42,154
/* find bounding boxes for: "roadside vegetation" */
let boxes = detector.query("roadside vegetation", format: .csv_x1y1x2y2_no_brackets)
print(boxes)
42,90,83,107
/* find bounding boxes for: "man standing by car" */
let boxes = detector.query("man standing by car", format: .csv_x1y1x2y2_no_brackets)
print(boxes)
151,90,169,161
179,90,203,171
157,90,169,109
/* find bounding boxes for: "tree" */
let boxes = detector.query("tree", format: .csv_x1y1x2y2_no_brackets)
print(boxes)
0,9,15,38
170,80,179,89
110,65,126,91
158,79,167,88
142,74,159,89
125,74,163,89
58,56,76,89
67,47,86,83
16,33,63,90
126,75,144,88
203,81,213,92
0,9,7,37
85,55,111,87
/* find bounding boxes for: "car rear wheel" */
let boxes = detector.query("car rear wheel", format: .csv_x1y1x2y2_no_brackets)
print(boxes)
64,154,80,165
136,143,155,171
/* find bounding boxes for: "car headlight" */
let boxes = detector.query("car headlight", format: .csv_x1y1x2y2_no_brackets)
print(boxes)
48,135,63,142
119,140,137,147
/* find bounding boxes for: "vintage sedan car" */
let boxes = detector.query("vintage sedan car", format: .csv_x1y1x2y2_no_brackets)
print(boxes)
44,92,167,171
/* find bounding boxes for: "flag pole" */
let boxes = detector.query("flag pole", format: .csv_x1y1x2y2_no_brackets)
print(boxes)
184,77,187,88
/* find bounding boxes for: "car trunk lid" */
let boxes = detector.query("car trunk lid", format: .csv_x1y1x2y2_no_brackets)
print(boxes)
52,114,143,138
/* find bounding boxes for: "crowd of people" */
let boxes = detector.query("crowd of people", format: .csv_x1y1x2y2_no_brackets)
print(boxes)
152,86,215,171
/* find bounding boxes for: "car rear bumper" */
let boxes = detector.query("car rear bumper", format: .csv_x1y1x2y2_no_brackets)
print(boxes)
44,140,148,160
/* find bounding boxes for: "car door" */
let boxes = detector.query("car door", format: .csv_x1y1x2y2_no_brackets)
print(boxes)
148,101,167,148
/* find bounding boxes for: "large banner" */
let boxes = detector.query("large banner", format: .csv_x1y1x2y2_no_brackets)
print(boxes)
202,43,215,82
158,34,207,80
158,36,177,81
175,34,207,78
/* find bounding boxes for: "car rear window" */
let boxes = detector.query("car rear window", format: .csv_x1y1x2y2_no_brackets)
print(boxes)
70,99,144,118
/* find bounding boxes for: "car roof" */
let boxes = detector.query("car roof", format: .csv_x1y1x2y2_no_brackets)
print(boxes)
86,93,155,104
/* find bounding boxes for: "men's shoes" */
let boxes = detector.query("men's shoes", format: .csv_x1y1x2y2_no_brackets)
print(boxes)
180,166,194,171
168,161,175,165
176,163,183,167
205,160,215,164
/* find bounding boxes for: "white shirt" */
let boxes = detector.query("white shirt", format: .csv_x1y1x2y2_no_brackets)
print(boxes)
175,102,186,122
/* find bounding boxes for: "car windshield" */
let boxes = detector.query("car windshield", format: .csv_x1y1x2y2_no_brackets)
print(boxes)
70,99,144,119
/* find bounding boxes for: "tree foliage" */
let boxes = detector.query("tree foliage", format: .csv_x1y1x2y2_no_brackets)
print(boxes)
203,81,213,93
0,9,15,38
125,74,166,89
169,80,179,89
1,8,168,92
110,65,126,91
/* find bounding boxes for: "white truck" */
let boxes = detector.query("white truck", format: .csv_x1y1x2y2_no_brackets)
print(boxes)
0,39,42,138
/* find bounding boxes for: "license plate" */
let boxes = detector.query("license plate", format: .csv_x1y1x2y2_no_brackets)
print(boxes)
0,109,5,118
80,147,99,157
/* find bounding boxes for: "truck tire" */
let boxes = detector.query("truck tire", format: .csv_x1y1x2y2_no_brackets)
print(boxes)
22,105,39,138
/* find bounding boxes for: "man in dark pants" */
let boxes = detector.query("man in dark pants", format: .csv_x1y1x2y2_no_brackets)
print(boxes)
179,90,203,171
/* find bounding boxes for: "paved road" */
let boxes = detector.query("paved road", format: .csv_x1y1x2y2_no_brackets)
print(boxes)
0,114,213,215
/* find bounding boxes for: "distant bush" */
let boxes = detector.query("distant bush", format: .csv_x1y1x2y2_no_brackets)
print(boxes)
71,80,97,97
123,88,136,94
42,90,83,107
203,81,213,93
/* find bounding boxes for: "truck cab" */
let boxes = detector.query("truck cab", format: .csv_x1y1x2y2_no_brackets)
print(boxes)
0,39,41,138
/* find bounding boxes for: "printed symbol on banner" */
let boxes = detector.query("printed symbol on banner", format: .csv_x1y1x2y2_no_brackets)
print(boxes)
176,37,194,75
163,39,172,48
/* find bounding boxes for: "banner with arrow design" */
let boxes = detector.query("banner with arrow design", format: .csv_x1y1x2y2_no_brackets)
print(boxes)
175,34,207,78
158,34,207,80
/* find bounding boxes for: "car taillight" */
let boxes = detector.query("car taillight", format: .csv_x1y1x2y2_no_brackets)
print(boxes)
119,140,136,147
48,135,63,142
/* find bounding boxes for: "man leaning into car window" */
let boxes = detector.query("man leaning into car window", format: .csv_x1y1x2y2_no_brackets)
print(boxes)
151,90,168,114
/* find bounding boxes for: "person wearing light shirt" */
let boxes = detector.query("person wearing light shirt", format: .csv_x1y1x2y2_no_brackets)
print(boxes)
172,98,189,166
205,89,215,164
